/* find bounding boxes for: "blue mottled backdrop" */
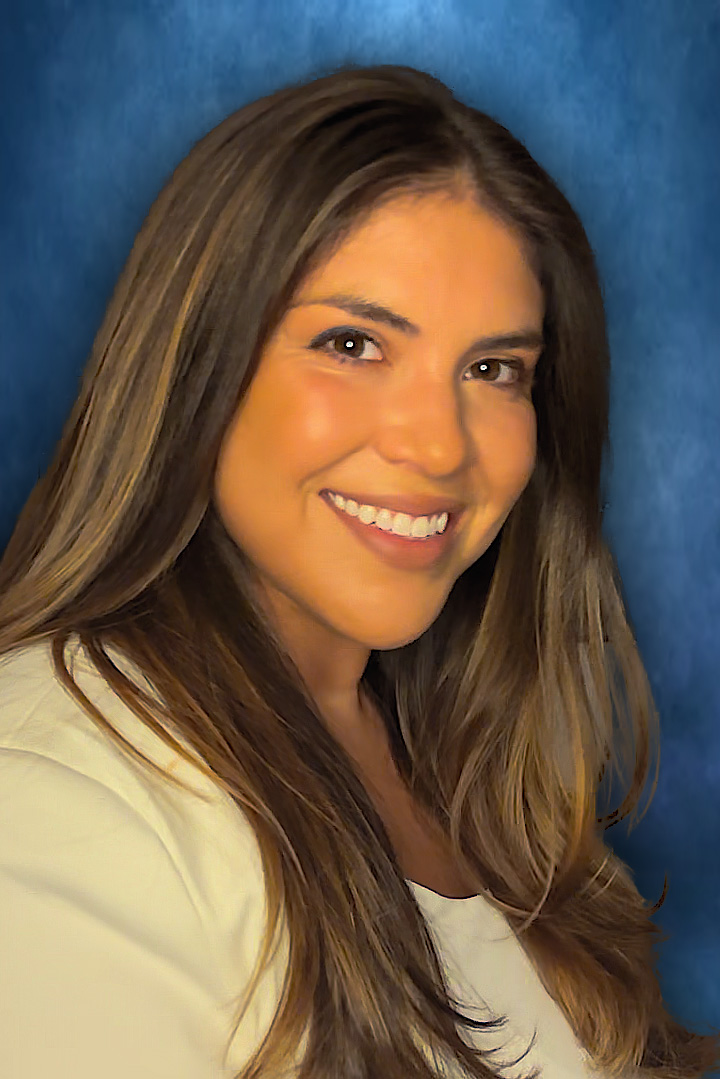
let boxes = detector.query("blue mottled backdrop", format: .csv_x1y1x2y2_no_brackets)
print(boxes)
1,0,719,1059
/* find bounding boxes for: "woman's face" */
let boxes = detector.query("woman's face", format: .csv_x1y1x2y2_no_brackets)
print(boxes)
214,189,544,653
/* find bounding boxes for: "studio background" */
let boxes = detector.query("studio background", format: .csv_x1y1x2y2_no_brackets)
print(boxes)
2,0,718,1058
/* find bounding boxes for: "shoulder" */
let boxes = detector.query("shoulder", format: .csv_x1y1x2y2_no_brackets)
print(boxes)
0,636,286,1077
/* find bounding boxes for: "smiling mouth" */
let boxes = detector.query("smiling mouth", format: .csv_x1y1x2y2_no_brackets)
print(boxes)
320,487,464,521
319,489,465,574
326,493,450,540
321,488,456,535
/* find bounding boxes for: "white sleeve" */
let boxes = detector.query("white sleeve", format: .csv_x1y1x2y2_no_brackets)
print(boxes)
0,747,235,1079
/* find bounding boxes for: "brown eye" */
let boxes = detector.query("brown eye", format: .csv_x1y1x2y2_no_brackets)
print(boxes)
465,358,527,387
310,328,383,364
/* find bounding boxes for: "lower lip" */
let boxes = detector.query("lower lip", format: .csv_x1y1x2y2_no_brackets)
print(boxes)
320,490,461,571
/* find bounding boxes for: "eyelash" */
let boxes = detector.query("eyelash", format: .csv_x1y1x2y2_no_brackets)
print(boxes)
308,327,533,389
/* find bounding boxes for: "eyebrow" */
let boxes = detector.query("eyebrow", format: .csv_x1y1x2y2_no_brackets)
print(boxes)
289,292,545,353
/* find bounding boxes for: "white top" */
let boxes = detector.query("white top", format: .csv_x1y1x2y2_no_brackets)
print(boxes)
0,636,627,1078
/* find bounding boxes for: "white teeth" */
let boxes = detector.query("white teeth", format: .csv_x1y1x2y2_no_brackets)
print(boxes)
410,515,429,539
375,508,394,531
391,513,412,537
326,491,450,539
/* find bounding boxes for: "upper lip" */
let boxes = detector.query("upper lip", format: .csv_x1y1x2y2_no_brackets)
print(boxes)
322,488,467,518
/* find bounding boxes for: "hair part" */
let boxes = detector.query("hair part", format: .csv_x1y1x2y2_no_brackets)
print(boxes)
0,62,717,1077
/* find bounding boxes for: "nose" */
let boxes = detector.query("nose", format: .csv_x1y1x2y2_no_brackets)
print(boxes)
370,371,471,479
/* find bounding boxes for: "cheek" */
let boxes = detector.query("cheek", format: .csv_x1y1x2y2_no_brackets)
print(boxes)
258,372,364,465
220,371,364,497
507,425,537,488
472,404,537,490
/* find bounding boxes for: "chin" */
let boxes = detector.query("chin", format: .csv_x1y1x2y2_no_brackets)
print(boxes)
335,583,454,650
350,612,444,652
370,629,433,651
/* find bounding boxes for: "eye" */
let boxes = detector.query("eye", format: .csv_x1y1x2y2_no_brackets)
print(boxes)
465,358,531,388
309,328,383,364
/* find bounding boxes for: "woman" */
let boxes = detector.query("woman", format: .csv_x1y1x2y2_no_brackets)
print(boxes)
0,63,716,1079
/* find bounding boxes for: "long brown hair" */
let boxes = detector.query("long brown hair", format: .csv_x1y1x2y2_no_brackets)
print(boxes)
0,63,717,1078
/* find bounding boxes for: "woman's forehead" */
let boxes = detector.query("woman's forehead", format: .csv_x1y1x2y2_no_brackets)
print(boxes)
294,194,543,319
